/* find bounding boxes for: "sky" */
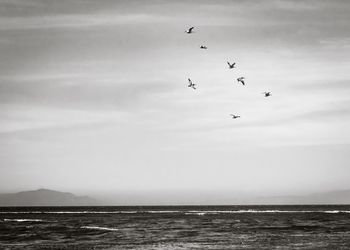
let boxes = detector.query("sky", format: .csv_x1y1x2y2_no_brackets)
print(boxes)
0,0,350,204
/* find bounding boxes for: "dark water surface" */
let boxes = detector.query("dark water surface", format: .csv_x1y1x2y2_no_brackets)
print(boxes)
1,205,350,249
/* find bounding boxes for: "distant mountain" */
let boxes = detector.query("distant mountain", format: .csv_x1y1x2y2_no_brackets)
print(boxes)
1,188,349,206
255,189,350,205
0,189,99,206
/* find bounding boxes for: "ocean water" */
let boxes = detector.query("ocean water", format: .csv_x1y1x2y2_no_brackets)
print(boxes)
1,205,350,249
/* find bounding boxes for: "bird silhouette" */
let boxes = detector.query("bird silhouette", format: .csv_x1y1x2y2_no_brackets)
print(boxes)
186,27,194,34
200,45,207,49
262,92,271,97
188,78,196,90
230,114,241,119
227,62,236,69
237,77,245,85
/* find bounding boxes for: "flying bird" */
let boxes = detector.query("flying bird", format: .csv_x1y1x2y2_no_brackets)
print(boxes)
186,27,194,34
227,62,236,69
230,114,241,119
200,45,207,49
237,77,245,85
263,92,271,97
188,78,196,90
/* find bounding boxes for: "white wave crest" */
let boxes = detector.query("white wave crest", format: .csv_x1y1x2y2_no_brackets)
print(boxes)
81,226,119,231
3,219,43,222
0,211,138,214
324,210,350,214
185,212,206,215
183,210,350,215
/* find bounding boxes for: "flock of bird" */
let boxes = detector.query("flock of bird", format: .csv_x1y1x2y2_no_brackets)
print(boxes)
185,26,271,120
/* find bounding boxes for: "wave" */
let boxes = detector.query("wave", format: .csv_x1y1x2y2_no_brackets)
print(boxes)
324,210,350,214
3,219,43,222
0,211,138,214
185,212,206,215
81,226,119,231
1,210,350,215
185,210,350,214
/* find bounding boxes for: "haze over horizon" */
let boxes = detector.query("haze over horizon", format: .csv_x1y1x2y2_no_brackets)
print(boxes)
1,0,350,203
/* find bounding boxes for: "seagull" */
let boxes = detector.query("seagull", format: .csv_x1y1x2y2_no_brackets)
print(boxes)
200,45,207,49
227,62,236,69
230,114,241,119
262,92,271,97
237,77,245,85
188,78,196,90
186,27,194,34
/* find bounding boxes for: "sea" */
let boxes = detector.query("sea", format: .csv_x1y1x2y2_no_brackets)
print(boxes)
1,205,350,249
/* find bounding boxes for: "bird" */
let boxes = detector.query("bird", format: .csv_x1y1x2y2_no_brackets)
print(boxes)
200,45,207,49
188,78,196,90
237,77,245,85
262,92,271,97
230,114,241,119
227,62,236,69
186,27,194,34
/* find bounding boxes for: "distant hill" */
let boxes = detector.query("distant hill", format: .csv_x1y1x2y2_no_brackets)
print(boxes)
0,189,99,206
1,188,350,206
255,189,350,205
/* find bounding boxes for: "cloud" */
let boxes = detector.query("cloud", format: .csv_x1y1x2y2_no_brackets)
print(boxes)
292,103,350,121
0,14,168,30
173,102,350,133
291,80,350,92
319,37,350,49
0,74,179,111
0,106,117,134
